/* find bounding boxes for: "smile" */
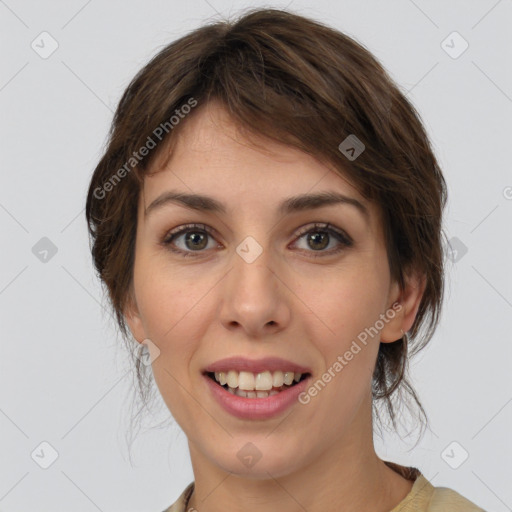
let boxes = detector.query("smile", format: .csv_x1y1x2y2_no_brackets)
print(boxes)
207,370,308,398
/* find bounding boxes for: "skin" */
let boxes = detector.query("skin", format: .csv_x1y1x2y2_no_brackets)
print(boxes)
124,101,426,512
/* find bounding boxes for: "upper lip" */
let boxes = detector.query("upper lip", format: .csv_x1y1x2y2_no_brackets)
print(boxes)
203,356,311,375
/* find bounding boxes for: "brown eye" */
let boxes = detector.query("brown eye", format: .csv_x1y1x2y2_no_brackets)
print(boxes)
292,222,353,257
160,222,353,259
306,231,330,251
182,231,208,250
161,223,218,257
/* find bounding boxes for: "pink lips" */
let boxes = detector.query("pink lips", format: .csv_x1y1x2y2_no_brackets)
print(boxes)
203,371,311,420
203,356,311,375
202,356,312,420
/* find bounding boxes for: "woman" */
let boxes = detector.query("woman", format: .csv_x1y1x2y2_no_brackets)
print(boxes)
85,8,486,512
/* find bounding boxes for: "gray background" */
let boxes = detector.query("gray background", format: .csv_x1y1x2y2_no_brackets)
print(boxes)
1,0,511,510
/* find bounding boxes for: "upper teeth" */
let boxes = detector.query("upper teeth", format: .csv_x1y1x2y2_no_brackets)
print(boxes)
214,370,304,390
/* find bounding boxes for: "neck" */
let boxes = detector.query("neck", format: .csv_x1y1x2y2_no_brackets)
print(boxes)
185,402,414,512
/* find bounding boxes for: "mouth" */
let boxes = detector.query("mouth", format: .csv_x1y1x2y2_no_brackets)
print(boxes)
204,370,311,399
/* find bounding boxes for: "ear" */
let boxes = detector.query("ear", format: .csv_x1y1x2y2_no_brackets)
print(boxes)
380,269,426,343
123,289,147,343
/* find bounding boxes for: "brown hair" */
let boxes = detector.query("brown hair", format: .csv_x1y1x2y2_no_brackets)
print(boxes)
85,7,448,440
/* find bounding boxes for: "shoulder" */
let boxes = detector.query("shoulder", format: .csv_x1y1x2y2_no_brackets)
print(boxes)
163,475,487,512
427,483,487,512
392,473,487,512
161,481,194,512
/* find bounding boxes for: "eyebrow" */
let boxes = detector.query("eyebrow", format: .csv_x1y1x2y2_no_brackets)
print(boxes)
144,190,369,220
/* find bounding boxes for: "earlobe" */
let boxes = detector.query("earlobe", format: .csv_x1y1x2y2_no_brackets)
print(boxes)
380,271,426,343
123,293,147,343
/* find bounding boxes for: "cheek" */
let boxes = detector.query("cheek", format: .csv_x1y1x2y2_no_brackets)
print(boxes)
134,251,212,341
301,265,387,347
301,279,382,426
132,255,220,400
135,264,209,421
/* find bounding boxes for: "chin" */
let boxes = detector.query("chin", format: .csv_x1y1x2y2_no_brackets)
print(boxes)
208,439,305,480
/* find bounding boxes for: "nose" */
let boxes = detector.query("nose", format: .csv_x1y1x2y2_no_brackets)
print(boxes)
218,241,292,338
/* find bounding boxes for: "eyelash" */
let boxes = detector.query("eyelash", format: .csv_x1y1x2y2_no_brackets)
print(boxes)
160,222,353,259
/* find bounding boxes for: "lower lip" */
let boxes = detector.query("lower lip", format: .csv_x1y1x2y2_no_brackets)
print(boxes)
203,373,311,420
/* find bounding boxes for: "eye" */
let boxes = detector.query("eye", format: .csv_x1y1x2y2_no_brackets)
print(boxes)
160,223,220,258
160,222,353,258
291,222,353,257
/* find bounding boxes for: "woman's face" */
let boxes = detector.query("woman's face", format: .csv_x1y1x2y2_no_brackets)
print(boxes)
125,101,422,479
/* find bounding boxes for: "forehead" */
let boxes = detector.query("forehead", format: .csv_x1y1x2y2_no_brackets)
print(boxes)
146,102,361,196
140,101,381,236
